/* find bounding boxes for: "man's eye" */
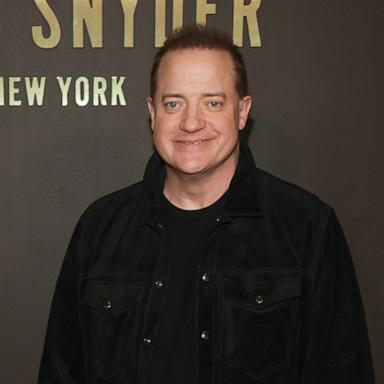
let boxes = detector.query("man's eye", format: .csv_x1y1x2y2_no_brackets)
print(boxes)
165,101,179,109
208,101,224,109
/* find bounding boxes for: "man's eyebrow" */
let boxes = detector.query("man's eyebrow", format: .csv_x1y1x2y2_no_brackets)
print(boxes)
161,93,184,101
160,92,228,101
203,92,227,99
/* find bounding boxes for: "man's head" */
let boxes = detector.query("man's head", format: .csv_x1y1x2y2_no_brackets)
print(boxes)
147,24,252,180
150,24,249,99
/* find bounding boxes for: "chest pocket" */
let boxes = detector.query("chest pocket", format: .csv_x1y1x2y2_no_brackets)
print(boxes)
82,281,146,379
220,273,301,380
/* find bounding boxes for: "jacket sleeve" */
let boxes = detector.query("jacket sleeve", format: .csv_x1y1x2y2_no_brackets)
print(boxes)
38,220,86,384
301,209,375,383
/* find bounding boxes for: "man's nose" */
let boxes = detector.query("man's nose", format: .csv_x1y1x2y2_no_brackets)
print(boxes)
180,105,205,133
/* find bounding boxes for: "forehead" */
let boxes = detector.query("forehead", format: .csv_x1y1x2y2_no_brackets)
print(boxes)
156,48,237,94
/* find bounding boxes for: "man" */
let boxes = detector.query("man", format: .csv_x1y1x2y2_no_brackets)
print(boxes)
38,25,375,383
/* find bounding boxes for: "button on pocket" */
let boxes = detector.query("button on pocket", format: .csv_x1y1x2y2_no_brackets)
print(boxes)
82,280,146,379
103,300,112,309
220,273,301,380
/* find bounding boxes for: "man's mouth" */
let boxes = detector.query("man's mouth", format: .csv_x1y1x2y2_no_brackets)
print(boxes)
175,139,213,145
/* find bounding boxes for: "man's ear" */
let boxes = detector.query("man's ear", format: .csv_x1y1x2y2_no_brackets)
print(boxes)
146,97,155,131
238,95,252,131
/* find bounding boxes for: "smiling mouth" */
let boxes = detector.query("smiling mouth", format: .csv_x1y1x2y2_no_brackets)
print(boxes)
175,139,213,145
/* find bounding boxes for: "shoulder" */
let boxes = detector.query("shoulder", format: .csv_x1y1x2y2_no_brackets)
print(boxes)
256,167,333,227
255,168,342,263
78,181,144,229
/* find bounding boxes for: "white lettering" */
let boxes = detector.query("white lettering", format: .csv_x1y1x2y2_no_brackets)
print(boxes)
111,76,126,106
25,77,47,106
9,77,22,106
75,76,90,106
93,76,107,106
57,76,72,106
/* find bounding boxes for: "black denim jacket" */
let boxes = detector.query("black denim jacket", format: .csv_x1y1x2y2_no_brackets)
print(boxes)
38,145,375,384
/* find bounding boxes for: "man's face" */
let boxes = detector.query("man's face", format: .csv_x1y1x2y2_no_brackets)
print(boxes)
147,48,252,178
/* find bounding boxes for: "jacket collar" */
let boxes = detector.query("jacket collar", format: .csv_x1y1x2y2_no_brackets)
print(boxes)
225,144,264,217
132,144,264,226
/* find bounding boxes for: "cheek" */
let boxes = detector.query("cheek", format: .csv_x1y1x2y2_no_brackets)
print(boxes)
152,129,164,147
213,116,240,136
153,114,178,130
154,116,182,141
213,109,239,126
152,122,173,151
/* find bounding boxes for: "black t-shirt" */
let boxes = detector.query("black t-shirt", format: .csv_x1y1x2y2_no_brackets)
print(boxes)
147,193,226,384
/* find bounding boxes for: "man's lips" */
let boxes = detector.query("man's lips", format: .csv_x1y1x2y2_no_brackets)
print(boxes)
173,138,215,145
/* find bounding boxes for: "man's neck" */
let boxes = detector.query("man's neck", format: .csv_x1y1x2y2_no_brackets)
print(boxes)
163,151,239,210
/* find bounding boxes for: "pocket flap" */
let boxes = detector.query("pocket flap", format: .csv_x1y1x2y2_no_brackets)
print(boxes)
83,282,144,313
222,275,301,308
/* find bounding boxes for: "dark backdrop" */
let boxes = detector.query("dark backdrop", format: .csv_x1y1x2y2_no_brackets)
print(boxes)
1,1,383,383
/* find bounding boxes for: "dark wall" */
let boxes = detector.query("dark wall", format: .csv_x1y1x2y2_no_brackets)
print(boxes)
1,1,382,382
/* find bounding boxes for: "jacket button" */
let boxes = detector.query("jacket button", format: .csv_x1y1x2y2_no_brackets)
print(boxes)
155,280,164,288
143,337,152,344
200,331,209,340
202,273,211,282
255,295,264,304
103,300,112,309
156,223,164,230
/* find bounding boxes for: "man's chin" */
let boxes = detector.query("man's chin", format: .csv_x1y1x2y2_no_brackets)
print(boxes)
166,162,209,177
